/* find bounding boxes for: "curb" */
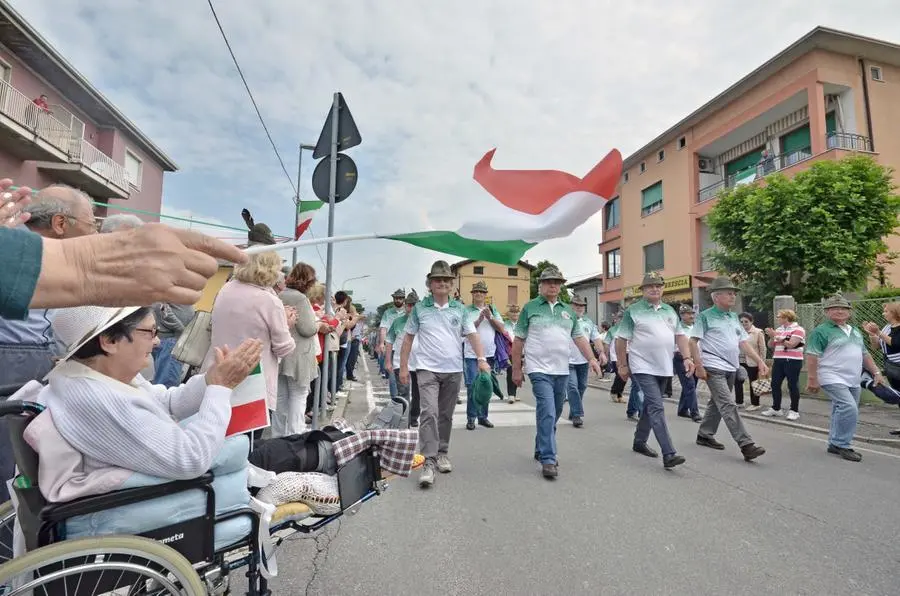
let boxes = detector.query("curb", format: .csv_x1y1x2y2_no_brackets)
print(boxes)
587,382,900,448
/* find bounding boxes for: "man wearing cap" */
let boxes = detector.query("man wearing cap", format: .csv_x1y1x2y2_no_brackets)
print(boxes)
463,281,505,430
675,304,701,422
512,266,602,479
504,305,522,403
567,295,607,428
378,288,406,390
384,291,420,421
615,272,691,469
606,311,627,403
399,261,491,488
805,293,883,462
690,276,768,461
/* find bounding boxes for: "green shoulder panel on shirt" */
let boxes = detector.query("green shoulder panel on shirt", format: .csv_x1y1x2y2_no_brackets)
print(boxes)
386,313,409,345
806,321,864,357
0,227,43,321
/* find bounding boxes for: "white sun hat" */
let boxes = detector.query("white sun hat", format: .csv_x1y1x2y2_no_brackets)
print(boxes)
47,306,142,377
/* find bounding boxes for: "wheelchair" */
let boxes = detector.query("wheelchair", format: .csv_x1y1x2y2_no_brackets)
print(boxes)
0,398,389,595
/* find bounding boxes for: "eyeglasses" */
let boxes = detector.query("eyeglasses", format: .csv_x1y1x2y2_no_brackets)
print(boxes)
65,215,100,231
134,327,158,338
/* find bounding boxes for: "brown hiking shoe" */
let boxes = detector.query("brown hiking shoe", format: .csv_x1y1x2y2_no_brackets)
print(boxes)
741,443,766,461
542,463,558,479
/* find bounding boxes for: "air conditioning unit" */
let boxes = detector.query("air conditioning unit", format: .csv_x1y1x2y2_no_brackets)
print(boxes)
698,157,716,174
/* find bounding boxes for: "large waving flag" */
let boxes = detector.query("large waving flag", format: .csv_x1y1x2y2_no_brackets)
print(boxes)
383,148,622,265
295,200,324,240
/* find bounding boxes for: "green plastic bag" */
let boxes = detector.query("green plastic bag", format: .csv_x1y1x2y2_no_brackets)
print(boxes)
471,371,494,408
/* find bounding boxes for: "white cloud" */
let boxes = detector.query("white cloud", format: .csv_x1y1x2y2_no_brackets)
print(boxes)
10,0,900,307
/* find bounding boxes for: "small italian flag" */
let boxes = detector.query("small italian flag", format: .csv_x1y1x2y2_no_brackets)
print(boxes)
383,148,622,265
225,362,270,437
296,200,324,240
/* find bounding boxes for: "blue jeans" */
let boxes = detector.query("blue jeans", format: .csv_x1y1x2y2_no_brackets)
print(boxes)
529,373,568,465
464,357,492,420
626,379,643,417
822,384,861,448
151,337,184,388
632,374,677,457
388,369,398,399
673,355,699,417
378,353,387,377
566,363,589,418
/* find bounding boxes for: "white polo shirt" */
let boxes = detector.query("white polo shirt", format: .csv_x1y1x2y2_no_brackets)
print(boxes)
615,299,683,376
515,296,584,375
570,316,602,365
404,296,475,374
463,303,501,359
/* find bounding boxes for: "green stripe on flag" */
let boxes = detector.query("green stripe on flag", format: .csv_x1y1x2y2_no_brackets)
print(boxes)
298,200,324,214
250,363,262,376
386,231,534,266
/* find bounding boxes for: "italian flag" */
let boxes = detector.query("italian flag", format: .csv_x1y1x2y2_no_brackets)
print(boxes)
384,148,622,265
225,362,270,437
296,200,324,240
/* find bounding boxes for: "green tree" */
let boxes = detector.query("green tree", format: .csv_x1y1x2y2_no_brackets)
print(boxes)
706,155,900,308
529,259,572,303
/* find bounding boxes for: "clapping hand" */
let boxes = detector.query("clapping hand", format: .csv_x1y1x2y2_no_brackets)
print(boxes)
206,339,263,389
863,321,881,337
0,180,32,228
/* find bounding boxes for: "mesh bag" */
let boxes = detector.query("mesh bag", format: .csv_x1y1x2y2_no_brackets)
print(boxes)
256,472,340,515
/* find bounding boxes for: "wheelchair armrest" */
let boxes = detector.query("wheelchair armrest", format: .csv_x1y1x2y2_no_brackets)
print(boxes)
40,472,215,523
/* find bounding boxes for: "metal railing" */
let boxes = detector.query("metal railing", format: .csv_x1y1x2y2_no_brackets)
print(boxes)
69,138,129,190
697,133,873,203
0,79,72,153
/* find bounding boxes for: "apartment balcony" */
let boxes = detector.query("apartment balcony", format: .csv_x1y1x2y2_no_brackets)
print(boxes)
36,138,130,199
697,132,873,202
0,78,71,161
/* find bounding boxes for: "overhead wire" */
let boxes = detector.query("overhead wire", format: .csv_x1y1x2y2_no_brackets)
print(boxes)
206,0,327,268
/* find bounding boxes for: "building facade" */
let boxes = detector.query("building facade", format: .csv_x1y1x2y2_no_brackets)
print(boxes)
0,1,177,221
567,274,605,324
450,259,535,312
598,27,899,313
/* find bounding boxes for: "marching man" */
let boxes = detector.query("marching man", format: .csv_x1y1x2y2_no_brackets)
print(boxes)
689,276,768,461
463,281,505,430
399,261,491,488
567,295,607,427
615,272,690,469
512,267,602,479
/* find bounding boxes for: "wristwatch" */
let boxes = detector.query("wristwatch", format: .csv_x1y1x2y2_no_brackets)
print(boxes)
477,357,487,362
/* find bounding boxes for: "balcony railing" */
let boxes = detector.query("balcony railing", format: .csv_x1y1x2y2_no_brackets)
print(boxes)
0,79,72,153
697,133,873,203
69,139,129,191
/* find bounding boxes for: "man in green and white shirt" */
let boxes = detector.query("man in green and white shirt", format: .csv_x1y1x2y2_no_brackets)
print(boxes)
615,272,692,469
690,276,768,461
384,291,420,427
512,267,601,479
806,293,882,462
463,281,505,429
378,288,407,393
399,261,490,488
567,295,607,427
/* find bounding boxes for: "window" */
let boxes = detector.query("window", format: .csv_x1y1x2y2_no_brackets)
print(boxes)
623,172,629,183
643,241,664,273
605,249,621,279
641,181,663,216
473,266,484,275
603,197,620,230
639,162,646,174
678,136,686,149
657,150,665,162
507,267,518,277
871,65,884,82
124,150,143,189
507,285,518,306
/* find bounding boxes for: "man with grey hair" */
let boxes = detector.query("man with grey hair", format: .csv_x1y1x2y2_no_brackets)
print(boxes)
100,213,144,233
0,183,96,499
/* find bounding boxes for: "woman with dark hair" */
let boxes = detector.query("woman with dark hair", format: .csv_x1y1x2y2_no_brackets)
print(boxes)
18,305,261,494
275,262,322,435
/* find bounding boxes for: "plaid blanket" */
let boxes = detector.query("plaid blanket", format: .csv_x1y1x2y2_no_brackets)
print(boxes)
330,418,419,477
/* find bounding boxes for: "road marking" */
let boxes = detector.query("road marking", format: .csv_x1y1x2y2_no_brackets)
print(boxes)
789,432,900,460
452,397,536,429
362,356,376,412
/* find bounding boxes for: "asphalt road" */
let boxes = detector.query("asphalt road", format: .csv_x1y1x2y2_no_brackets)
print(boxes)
260,358,900,595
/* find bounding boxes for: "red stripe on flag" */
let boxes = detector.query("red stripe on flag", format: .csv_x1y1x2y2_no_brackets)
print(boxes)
295,219,312,240
226,400,269,436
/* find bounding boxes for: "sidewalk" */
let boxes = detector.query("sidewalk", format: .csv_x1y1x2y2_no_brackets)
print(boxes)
588,375,900,447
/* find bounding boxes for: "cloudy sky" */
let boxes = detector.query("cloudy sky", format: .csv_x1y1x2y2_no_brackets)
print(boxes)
10,0,898,308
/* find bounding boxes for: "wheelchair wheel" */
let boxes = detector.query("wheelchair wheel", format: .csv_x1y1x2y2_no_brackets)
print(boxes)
0,535,206,595
0,501,14,564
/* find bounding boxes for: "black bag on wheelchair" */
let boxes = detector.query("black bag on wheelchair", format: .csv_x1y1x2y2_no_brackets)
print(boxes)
248,427,350,475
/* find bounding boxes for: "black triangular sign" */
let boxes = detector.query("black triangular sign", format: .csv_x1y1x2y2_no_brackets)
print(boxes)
312,92,362,159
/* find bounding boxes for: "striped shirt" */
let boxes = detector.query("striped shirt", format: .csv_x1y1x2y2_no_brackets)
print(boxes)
773,323,805,360
880,324,900,364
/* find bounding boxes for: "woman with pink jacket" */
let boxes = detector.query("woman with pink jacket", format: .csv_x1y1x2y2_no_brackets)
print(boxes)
202,251,296,433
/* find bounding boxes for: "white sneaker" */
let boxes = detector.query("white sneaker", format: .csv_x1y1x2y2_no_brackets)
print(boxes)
786,410,800,421
744,405,760,412
419,463,435,488
436,455,452,473
760,408,783,417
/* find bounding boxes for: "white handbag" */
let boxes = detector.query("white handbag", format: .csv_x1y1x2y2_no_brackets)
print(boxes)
171,310,213,367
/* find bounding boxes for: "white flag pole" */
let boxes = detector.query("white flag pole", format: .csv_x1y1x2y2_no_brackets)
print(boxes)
243,232,379,255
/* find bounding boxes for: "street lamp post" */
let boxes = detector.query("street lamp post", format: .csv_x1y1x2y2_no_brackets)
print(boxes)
341,274,371,290
292,143,317,267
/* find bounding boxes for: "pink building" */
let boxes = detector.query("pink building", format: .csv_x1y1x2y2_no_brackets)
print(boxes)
0,2,177,221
